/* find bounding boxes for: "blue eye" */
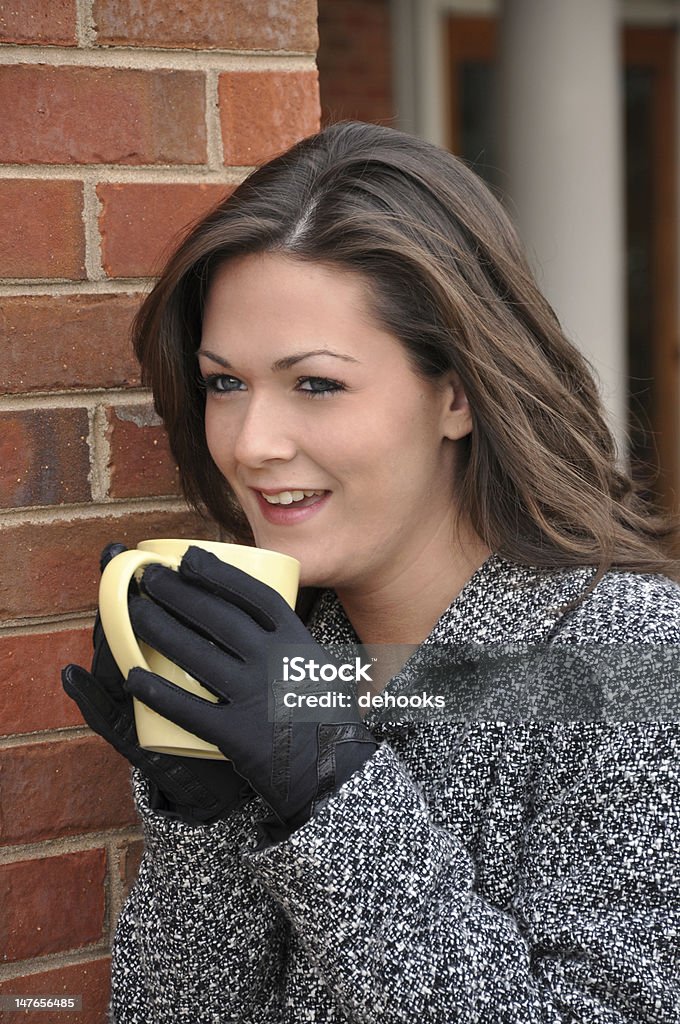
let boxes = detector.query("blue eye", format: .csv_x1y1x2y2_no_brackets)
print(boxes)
197,373,346,399
199,374,244,394
297,377,345,398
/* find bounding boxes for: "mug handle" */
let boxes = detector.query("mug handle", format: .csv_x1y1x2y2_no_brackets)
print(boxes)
99,549,180,678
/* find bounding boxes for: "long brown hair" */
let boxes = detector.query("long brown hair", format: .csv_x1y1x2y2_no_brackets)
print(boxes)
133,120,679,585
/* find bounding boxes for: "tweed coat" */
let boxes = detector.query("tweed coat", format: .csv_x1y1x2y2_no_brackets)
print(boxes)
110,553,680,1023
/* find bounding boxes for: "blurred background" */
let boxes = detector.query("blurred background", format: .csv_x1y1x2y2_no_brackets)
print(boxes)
318,0,680,516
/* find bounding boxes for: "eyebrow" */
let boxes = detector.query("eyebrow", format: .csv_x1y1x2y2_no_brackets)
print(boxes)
197,347,360,371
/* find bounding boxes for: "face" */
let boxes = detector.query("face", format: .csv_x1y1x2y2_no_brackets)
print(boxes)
199,253,472,592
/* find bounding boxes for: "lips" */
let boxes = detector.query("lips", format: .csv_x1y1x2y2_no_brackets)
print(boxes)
250,487,331,525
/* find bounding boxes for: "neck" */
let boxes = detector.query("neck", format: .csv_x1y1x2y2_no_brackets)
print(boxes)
335,521,492,646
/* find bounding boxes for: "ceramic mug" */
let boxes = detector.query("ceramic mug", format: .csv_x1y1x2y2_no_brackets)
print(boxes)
99,538,300,758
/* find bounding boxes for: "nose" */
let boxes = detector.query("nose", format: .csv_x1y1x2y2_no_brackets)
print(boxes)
232,393,298,468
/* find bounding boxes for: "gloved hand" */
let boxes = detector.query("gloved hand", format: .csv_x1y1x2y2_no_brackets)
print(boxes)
124,545,379,840
61,543,253,824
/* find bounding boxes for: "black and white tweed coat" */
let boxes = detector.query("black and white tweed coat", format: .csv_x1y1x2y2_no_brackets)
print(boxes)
111,553,680,1023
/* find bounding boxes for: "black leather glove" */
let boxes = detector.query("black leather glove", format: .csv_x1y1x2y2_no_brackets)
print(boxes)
61,544,252,824
124,545,379,840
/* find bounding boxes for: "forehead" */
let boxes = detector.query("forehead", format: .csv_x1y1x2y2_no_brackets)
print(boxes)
206,253,372,313
201,252,393,356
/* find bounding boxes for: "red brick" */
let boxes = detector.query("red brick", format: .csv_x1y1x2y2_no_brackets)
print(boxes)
0,958,110,1024
0,408,91,509
116,837,144,902
107,402,180,499
0,66,205,165
0,0,77,45
0,293,142,394
0,849,106,962
0,510,220,620
0,629,91,736
317,0,394,126
94,0,317,51
98,182,231,278
0,181,84,280
0,737,137,845
220,70,321,165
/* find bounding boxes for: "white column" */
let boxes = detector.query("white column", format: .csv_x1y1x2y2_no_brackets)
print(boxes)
390,0,418,135
499,0,626,452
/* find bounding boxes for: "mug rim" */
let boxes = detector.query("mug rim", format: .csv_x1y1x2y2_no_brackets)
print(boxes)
136,538,301,569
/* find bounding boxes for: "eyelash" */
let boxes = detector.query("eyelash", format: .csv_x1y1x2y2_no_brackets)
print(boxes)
198,374,346,400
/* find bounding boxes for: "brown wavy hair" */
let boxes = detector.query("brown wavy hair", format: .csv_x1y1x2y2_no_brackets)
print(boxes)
133,120,679,587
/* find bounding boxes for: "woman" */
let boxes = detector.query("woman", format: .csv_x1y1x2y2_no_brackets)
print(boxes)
63,121,680,1022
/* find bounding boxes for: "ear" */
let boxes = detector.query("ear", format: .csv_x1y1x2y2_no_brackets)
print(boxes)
439,371,473,441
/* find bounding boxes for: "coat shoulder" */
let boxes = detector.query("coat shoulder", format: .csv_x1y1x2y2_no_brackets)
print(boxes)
553,568,680,643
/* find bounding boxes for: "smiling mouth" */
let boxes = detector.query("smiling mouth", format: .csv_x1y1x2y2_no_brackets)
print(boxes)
258,489,328,507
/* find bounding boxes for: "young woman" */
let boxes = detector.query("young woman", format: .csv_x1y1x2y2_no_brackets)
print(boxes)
63,121,680,1023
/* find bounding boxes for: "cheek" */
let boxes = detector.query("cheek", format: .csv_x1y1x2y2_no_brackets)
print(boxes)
337,404,432,485
379,405,441,467
204,407,234,474
381,421,448,501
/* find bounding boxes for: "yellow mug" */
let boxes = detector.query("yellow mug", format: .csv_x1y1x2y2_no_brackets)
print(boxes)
99,538,300,759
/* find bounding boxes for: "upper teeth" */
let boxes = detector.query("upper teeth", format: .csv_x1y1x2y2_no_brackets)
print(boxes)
262,490,324,505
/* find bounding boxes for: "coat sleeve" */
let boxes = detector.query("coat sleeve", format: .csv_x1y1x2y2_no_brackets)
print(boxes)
110,770,289,1024
243,722,680,1024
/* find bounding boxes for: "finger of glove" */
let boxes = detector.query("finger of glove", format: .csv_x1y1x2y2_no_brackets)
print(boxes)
139,563,263,662
62,663,136,752
179,546,293,633
125,667,237,751
97,543,140,602
91,615,129,702
62,665,236,809
128,595,249,701
99,541,128,573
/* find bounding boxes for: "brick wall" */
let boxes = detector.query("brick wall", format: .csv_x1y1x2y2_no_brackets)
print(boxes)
317,0,393,126
0,1,320,1016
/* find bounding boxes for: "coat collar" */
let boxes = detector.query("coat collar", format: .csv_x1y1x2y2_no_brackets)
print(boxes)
308,553,598,647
